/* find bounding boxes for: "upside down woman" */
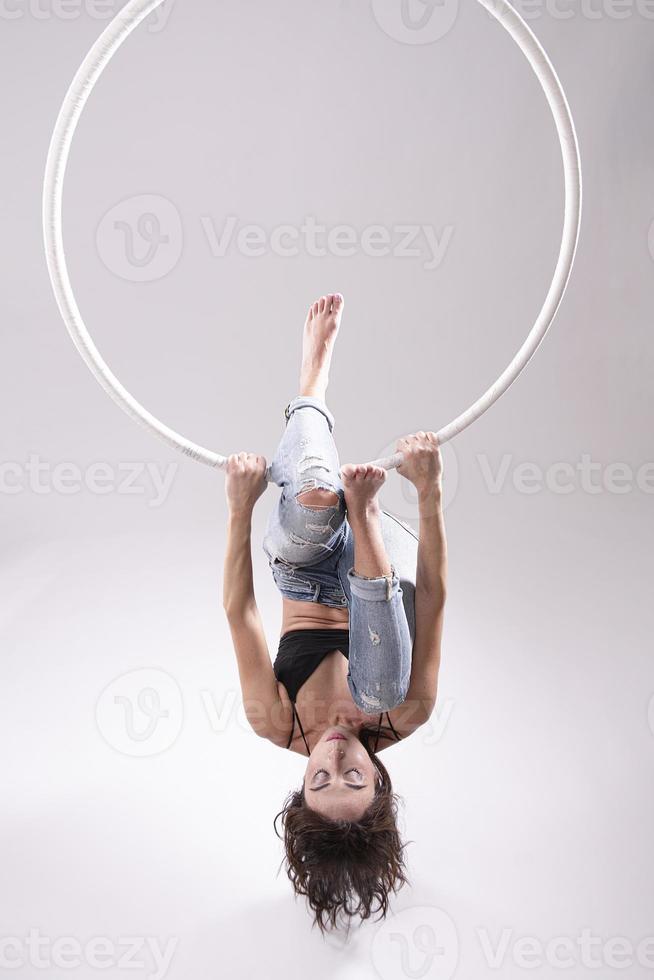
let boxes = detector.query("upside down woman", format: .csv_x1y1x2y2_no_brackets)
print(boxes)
222,293,447,932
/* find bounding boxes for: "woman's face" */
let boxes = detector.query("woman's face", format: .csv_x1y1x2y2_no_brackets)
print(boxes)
303,725,378,820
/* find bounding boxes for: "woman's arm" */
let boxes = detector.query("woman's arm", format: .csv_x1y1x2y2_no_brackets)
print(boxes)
222,450,268,615
405,483,447,710
222,454,285,741
393,433,448,730
223,508,258,615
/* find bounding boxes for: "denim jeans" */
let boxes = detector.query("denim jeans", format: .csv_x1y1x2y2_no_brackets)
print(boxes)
262,394,418,714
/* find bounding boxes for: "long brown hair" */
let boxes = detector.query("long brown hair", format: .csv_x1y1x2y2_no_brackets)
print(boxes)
273,724,411,933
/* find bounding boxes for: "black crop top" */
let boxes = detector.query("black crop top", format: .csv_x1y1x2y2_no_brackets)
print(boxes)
273,628,401,754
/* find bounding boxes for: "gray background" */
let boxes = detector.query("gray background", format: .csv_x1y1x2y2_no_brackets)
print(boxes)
2,0,653,976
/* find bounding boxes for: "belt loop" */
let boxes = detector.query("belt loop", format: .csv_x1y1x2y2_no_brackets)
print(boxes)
386,564,396,601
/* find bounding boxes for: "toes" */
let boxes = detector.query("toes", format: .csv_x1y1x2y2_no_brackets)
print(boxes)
310,293,344,317
307,305,314,321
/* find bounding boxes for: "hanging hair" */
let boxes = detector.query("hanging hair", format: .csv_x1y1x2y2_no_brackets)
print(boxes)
273,724,411,933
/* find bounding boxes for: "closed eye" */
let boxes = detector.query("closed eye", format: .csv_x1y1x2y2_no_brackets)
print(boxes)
309,767,367,791
312,767,362,780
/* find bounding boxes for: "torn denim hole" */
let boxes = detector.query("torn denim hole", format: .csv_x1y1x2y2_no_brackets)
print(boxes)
298,454,331,475
360,692,383,709
305,521,333,534
288,530,332,551
368,625,382,646
295,478,341,508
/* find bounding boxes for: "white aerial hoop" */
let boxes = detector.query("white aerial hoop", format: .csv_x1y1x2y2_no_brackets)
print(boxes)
43,0,581,478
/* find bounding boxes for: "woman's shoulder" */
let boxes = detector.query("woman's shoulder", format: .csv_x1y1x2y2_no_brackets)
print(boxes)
254,681,296,750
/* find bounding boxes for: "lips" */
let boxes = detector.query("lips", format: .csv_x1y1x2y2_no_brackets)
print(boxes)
326,733,346,741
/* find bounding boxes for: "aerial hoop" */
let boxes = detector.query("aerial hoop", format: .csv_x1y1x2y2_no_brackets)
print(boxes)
43,0,581,478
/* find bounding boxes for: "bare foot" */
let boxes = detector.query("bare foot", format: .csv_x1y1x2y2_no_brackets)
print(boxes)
341,462,386,520
299,293,344,399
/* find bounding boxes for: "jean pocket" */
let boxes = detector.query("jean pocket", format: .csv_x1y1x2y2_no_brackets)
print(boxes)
270,557,314,593
319,588,349,608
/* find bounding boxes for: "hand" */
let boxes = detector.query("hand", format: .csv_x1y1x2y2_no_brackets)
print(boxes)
340,462,386,519
395,432,443,496
225,452,268,515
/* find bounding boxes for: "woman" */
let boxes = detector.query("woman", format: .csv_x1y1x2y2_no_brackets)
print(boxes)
222,293,447,932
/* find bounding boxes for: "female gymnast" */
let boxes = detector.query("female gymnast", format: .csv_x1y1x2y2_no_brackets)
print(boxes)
222,293,447,932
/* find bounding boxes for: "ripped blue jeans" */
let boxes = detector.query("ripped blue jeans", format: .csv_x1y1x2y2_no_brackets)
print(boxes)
262,394,418,714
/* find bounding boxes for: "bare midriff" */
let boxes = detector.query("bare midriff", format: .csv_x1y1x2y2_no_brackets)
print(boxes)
280,596,350,637
277,600,373,753
275,598,403,754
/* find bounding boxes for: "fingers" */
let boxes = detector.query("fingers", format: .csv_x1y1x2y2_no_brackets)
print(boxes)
396,430,440,450
341,462,386,480
226,452,267,472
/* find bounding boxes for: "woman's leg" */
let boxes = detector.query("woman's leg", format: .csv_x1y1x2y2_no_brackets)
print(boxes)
263,395,347,567
342,510,415,713
263,294,347,569
336,466,418,713
346,571,413,713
